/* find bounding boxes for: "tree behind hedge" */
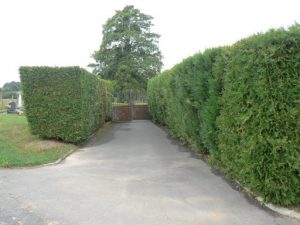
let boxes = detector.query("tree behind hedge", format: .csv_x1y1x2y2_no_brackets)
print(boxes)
91,5,162,103
2,81,20,92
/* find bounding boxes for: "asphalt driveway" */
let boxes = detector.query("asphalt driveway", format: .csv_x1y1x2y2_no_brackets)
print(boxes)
0,121,299,225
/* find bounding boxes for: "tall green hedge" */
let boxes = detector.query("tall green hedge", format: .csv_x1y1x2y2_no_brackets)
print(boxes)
217,26,300,205
148,48,225,151
147,25,300,206
20,66,111,143
200,48,230,159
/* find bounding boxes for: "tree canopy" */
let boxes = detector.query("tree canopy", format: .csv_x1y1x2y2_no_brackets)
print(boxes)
90,5,162,101
2,81,20,92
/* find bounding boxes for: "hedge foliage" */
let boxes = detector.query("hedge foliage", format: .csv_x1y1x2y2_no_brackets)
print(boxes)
148,48,228,152
147,25,300,206
20,66,111,143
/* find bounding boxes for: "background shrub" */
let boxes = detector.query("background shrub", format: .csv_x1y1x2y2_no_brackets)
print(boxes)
20,66,111,143
148,25,300,206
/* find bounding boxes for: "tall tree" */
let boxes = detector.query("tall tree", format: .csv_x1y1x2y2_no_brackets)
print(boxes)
2,81,20,92
1,81,20,99
90,5,162,103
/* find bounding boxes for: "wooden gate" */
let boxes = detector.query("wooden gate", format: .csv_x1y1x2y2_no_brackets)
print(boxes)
112,105,149,121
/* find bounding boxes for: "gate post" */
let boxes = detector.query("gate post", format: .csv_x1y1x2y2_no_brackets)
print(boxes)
129,101,134,120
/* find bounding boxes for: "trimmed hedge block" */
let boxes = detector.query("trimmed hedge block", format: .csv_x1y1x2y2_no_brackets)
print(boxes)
20,66,111,143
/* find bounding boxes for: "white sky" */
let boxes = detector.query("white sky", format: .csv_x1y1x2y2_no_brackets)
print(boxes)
0,0,300,87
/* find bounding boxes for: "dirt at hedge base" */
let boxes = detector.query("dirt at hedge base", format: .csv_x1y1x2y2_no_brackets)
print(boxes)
24,139,67,151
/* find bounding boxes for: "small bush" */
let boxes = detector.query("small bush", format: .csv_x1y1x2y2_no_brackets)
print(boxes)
20,66,111,143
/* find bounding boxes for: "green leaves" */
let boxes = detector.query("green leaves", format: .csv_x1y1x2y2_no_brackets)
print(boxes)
148,24,300,206
148,49,222,151
91,5,162,100
20,67,111,143
218,25,300,206
2,81,20,92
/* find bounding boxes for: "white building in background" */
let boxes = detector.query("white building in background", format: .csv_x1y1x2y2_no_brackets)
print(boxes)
17,91,22,108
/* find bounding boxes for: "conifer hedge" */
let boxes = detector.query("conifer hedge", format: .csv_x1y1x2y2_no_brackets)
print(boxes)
20,66,111,143
217,26,300,205
147,25,300,206
148,48,226,151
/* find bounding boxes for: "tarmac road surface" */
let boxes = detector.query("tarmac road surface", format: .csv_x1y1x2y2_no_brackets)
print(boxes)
0,121,299,225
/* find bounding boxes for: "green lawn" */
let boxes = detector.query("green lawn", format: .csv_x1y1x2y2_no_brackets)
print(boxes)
0,115,75,167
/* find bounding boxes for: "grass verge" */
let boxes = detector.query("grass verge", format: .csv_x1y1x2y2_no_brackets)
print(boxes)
0,114,75,167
